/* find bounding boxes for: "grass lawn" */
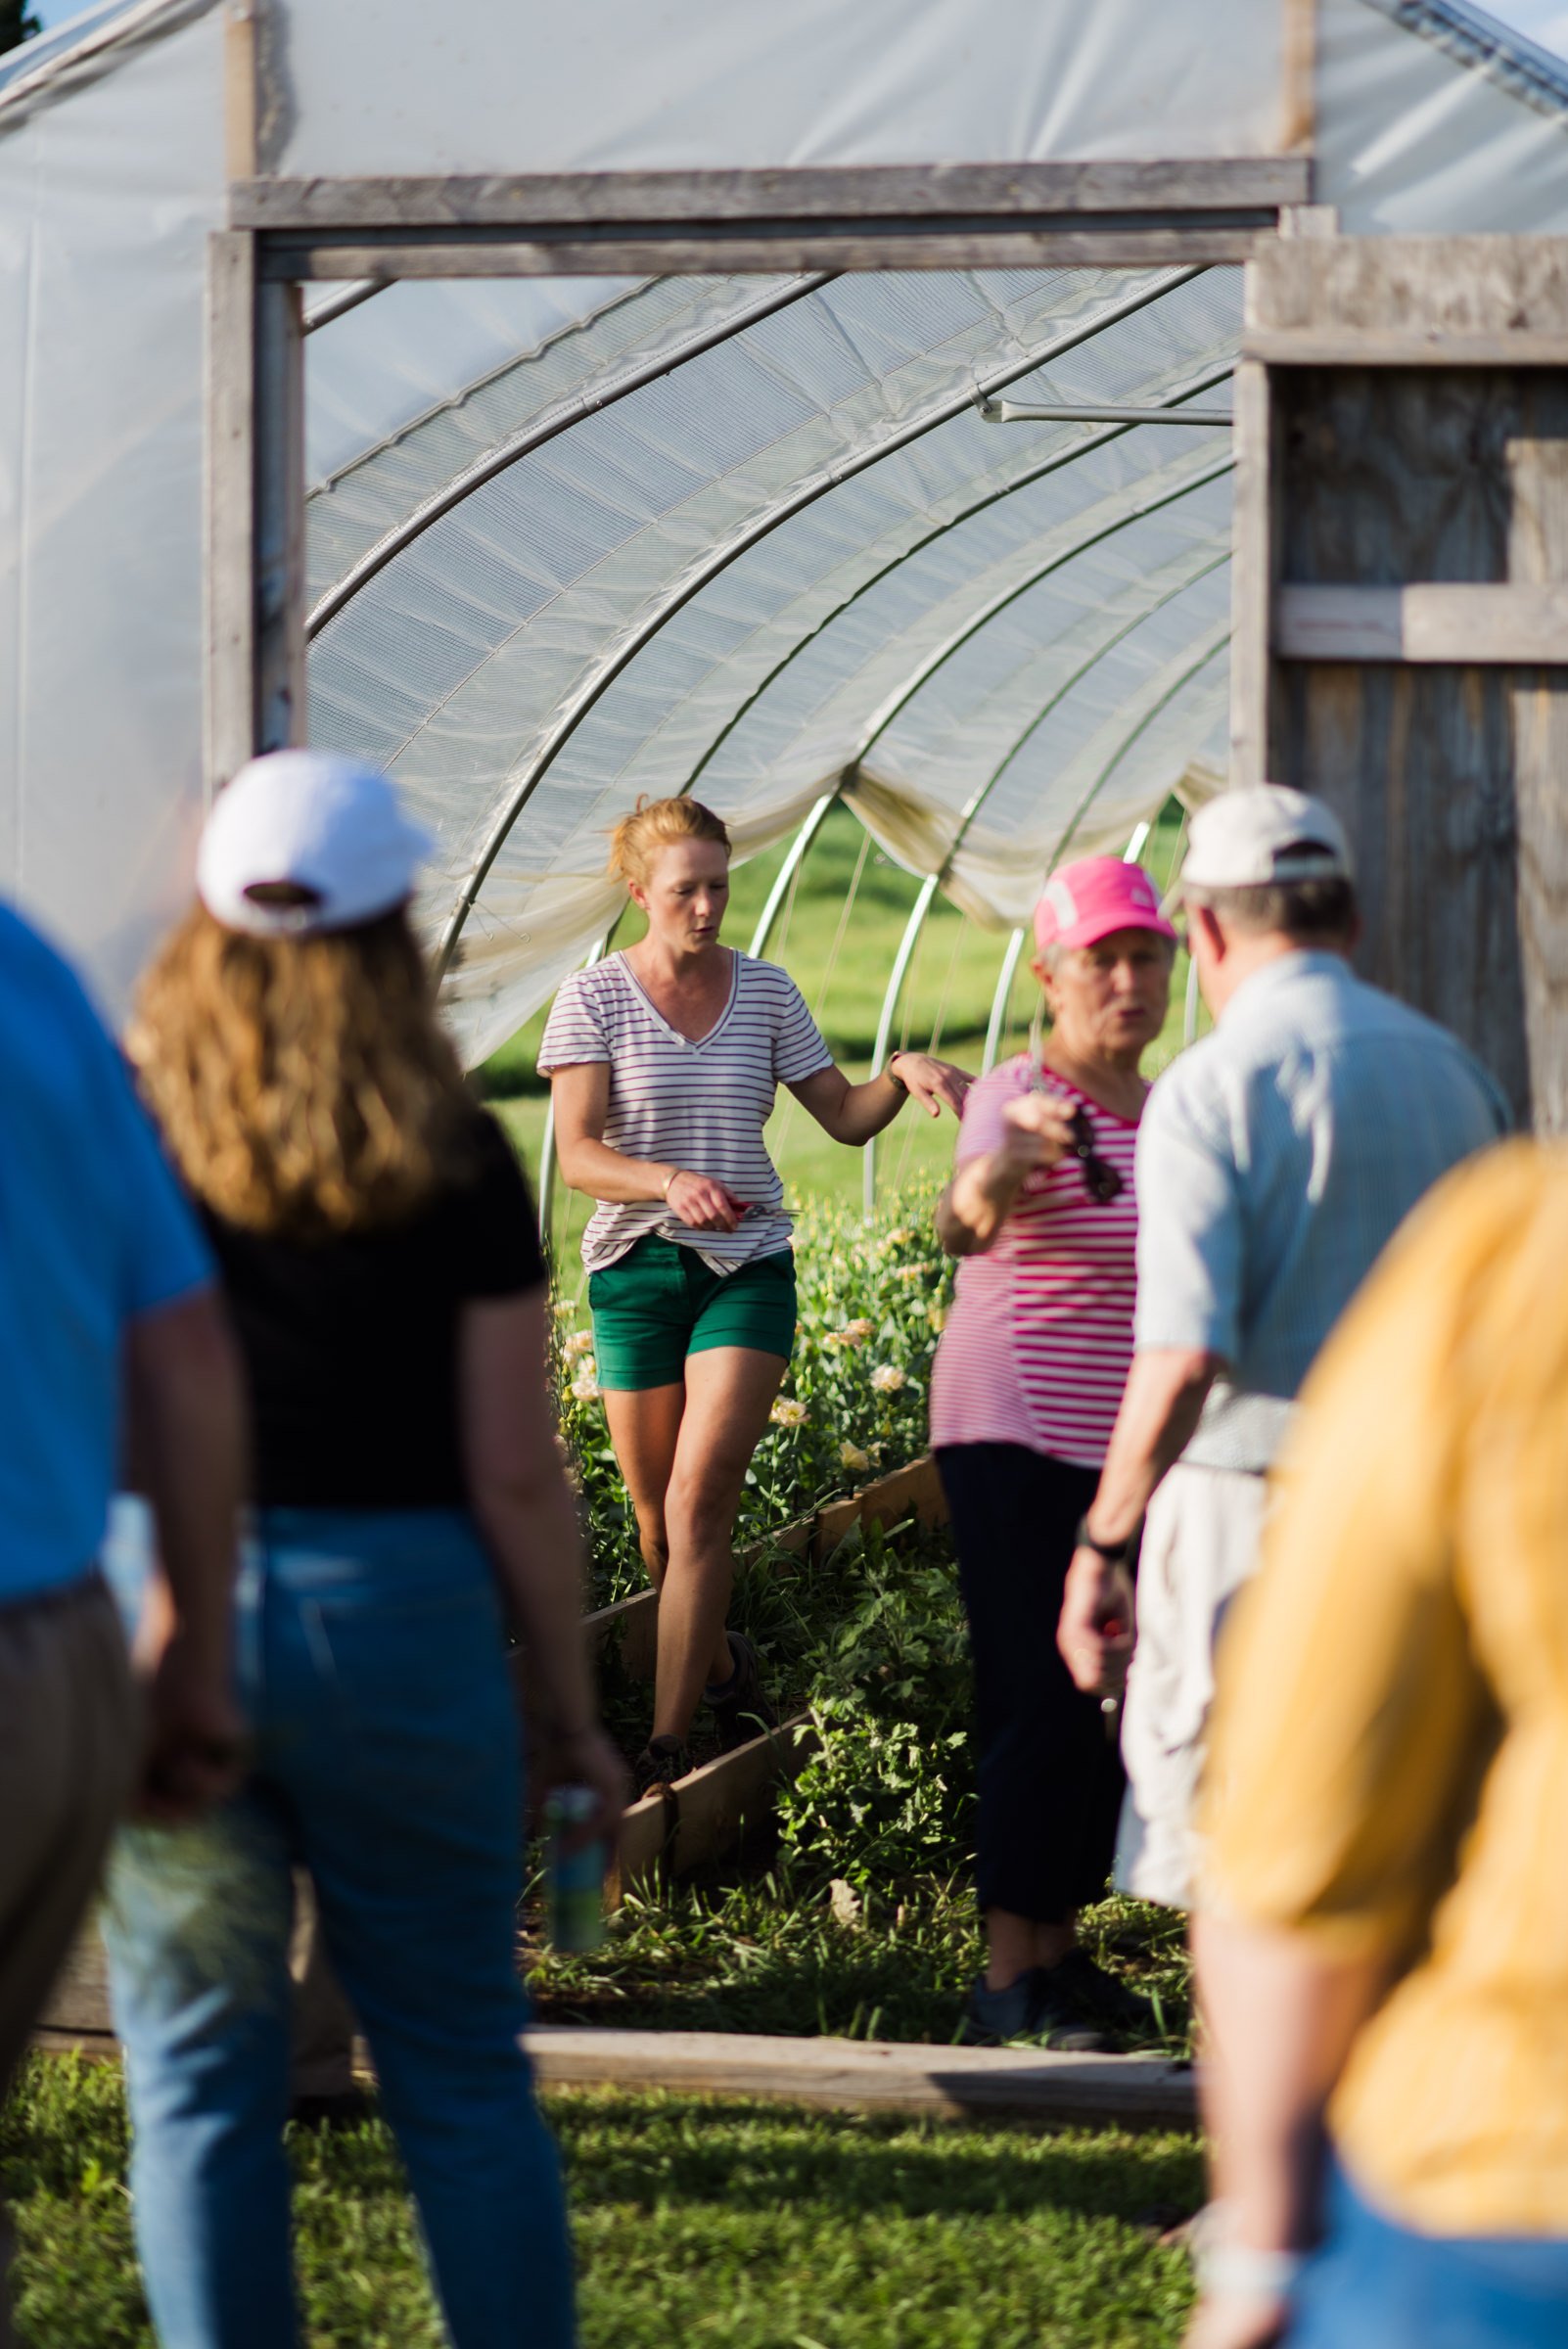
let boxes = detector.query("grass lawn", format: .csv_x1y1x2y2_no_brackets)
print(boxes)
4,2058,1200,2349
481,798,1205,1232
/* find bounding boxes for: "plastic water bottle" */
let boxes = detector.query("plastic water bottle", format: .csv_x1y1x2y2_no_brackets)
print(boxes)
544,1786,607,1953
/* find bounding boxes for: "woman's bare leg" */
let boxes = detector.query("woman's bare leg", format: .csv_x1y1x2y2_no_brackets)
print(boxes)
601,1382,686,1593
651,1347,786,1743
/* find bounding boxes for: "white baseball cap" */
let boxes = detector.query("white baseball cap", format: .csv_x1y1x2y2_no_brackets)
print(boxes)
1182,785,1353,893
198,751,434,938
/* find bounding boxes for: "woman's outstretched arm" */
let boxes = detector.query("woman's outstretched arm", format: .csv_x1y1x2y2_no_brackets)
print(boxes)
790,1051,970,1147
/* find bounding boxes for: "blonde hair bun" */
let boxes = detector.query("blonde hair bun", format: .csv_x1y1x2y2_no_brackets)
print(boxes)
608,796,730,890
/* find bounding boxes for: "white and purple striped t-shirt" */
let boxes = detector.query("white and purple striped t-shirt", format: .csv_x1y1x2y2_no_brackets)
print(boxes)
929,1058,1142,1468
537,950,835,1275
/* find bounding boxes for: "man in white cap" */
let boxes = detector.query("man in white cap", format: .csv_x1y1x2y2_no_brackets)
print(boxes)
1057,785,1507,1912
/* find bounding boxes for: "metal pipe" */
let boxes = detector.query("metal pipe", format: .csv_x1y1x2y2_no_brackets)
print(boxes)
863,873,941,1218
746,790,840,959
978,396,1231,426
303,279,388,334
1048,624,1231,876
859,539,1227,1208
937,542,1231,870
852,439,1232,776
432,267,1209,981
680,356,1232,808
982,926,1029,1075
309,272,838,638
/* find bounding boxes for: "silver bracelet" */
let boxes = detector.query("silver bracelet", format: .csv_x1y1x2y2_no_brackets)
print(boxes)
1194,2242,1306,2302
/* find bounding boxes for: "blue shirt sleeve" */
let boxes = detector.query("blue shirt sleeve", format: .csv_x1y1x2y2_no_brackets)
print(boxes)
1132,1060,1244,1361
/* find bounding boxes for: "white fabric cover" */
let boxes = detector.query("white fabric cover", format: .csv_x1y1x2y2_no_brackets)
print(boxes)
0,5,224,1012
262,0,1290,176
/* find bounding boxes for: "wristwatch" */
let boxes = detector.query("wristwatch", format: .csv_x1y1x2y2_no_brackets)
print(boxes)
885,1052,909,1093
1075,1514,1132,1566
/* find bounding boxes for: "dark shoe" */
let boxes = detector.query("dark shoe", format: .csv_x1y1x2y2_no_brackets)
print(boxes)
1050,1947,1159,2036
633,1734,691,1796
957,1967,1110,2052
707,1631,779,1753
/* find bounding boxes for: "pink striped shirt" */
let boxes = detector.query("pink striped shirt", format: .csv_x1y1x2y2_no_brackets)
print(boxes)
929,1058,1142,1469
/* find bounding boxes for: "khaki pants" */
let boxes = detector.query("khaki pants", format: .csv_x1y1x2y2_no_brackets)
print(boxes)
0,1578,135,2343
1114,1463,1269,1911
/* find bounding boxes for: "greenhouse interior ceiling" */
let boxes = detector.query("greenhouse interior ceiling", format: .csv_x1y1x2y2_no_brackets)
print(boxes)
6,0,1568,1053
305,264,1239,1064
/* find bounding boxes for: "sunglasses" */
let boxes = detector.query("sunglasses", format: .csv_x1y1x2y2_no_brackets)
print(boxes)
1067,1105,1125,1205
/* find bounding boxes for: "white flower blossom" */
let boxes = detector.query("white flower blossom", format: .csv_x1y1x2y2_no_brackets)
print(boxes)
869,1363,907,1394
838,1441,871,1474
564,1328,595,1357
552,1300,578,1318
836,1317,875,1347
569,1369,601,1402
770,1396,808,1428
927,1303,947,1333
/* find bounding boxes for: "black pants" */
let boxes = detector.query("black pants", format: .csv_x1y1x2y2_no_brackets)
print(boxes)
937,1443,1126,1924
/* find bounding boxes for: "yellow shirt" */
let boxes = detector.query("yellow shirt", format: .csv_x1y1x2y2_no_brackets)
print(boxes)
1204,1141,1568,2235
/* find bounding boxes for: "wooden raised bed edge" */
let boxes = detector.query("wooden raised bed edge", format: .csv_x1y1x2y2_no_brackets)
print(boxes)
520,2025,1197,2131
39,1459,947,2042
578,1451,947,1684
34,2002,1196,2132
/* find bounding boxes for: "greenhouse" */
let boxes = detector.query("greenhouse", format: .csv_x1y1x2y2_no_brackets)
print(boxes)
7,3,1568,2344
4,0,1568,1161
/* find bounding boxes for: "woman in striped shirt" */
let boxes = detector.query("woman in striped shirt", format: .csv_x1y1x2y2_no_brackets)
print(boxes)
539,798,968,1793
931,854,1176,2050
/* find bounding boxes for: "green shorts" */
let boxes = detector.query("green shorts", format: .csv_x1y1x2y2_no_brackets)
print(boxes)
588,1235,797,1392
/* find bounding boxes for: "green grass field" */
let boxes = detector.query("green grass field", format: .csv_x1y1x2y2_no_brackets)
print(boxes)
481,799,1204,1239
4,2060,1200,2349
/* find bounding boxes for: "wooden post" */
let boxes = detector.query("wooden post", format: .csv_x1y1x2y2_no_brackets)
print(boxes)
254,277,307,753
1238,237,1568,1129
205,231,258,795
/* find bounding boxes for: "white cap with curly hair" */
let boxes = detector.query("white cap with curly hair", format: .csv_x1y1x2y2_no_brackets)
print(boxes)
199,750,434,938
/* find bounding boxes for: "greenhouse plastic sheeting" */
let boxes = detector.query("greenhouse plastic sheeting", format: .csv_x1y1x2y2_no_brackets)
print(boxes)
6,0,1568,1038
0,2,224,1013
305,264,1243,1059
260,0,1291,178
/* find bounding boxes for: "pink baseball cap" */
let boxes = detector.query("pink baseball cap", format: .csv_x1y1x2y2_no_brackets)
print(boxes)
1033,855,1177,956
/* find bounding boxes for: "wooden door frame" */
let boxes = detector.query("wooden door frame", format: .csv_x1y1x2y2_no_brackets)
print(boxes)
207,156,1314,781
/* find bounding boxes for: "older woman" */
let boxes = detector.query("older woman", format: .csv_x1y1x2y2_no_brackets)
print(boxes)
932,854,1176,2049
541,795,968,1792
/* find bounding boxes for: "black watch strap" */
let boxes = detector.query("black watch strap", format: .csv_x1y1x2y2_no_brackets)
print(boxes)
1075,1514,1130,1564
884,1052,908,1093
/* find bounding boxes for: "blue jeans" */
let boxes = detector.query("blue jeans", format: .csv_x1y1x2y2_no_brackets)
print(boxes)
102,1506,574,2349
1290,2158,1568,2347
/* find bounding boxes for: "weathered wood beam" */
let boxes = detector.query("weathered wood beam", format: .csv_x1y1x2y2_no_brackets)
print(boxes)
1276,584,1568,664
520,2026,1197,2129
1247,234,1568,366
260,228,1267,281
233,159,1311,232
